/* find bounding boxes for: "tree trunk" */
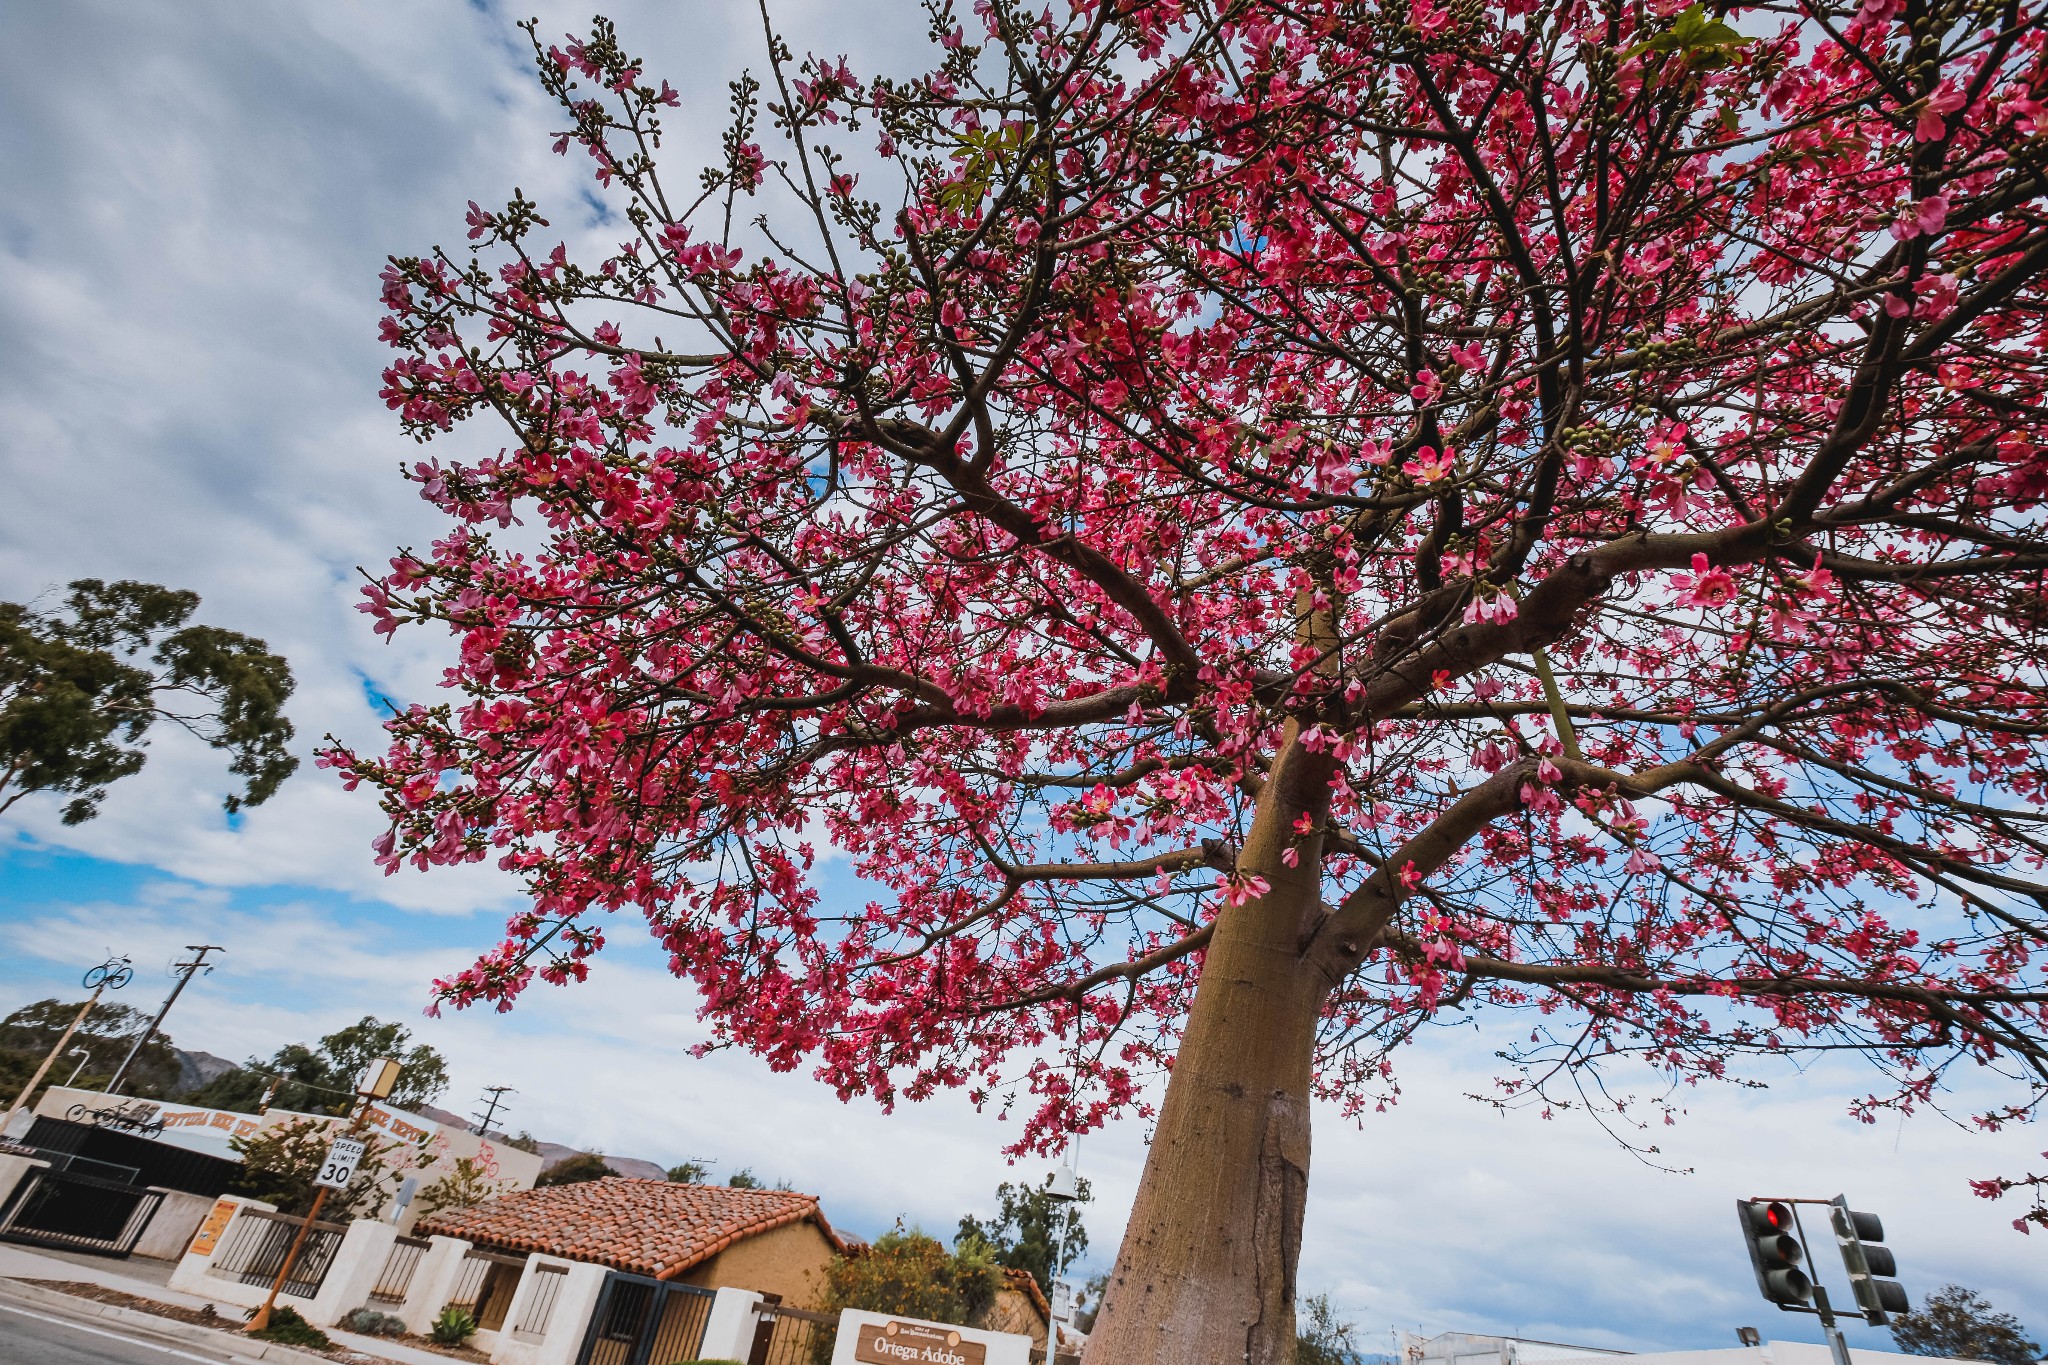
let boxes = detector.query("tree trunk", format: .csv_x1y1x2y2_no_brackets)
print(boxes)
1083,728,1335,1365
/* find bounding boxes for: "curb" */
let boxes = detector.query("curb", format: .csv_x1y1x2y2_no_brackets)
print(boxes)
0,1275,361,1364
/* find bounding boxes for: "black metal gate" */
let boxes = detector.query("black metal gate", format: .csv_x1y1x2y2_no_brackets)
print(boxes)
0,1167,165,1257
573,1272,716,1365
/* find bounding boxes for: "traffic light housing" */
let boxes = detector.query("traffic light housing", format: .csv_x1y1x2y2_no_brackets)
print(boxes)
1832,1201,1908,1324
1737,1200,1813,1308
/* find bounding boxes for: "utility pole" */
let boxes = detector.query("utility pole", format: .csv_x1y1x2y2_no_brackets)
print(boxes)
246,1059,399,1334
4,955,132,1131
106,945,222,1097
471,1085,514,1137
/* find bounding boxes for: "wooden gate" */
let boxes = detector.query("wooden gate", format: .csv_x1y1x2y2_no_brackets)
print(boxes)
573,1272,716,1365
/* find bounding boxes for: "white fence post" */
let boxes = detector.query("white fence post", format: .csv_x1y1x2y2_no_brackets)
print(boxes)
397,1234,474,1335
700,1287,766,1360
487,1260,607,1365
305,1218,399,1327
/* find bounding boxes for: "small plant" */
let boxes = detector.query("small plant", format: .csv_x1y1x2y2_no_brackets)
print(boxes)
341,1306,408,1337
244,1304,332,1349
430,1304,477,1346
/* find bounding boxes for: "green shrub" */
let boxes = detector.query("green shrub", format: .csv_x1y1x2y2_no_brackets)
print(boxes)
821,1224,1000,1327
341,1306,407,1337
244,1304,333,1349
430,1304,477,1346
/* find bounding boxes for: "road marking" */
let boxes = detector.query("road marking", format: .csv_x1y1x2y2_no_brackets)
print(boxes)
0,1301,235,1362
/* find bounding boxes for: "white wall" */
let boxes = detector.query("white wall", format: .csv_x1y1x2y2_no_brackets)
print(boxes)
132,1187,218,1260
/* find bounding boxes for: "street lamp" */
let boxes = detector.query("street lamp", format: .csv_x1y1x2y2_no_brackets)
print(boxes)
1044,1158,1083,1337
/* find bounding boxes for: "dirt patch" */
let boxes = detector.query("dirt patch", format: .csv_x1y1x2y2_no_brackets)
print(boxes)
13,1280,398,1363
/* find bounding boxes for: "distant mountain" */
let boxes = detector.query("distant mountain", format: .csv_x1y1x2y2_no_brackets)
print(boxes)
412,1103,667,1181
172,1049,237,1095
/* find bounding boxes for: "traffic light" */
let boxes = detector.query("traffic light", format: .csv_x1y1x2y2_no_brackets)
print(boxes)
1831,1201,1908,1324
1737,1199,1813,1307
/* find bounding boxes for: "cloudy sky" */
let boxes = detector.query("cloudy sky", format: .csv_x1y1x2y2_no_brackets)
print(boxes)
1,0,2041,1353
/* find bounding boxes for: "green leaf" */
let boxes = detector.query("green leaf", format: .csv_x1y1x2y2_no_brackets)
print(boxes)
1626,4,1752,60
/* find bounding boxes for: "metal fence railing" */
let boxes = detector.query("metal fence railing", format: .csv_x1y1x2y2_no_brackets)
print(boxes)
447,1247,527,1331
19,1149,143,1185
750,1302,836,1365
577,1277,716,1365
367,1234,432,1305
512,1263,569,1336
207,1208,344,1298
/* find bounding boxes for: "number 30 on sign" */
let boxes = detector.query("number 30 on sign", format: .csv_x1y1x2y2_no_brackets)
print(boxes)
315,1136,367,1189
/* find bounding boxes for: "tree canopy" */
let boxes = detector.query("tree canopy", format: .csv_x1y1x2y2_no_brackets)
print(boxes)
535,1151,615,1186
1,579,295,823
0,998,183,1103
957,1174,1091,1294
229,1115,416,1221
187,1015,449,1116
1890,1285,2042,1365
330,0,2048,1357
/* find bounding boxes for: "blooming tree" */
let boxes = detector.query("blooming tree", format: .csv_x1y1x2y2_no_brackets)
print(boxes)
328,0,2048,1357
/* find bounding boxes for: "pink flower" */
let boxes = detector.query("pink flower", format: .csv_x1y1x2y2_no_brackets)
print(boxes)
1463,591,1518,625
1890,194,1949,241
1917,82,1966,141
1672,553,1738,609
1217,872,1272,907
1407,445,1455,482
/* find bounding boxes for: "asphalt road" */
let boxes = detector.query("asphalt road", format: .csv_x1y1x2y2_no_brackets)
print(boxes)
0,1302,243,1365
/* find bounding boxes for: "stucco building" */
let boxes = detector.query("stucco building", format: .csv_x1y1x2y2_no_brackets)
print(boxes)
415,1176,848,1308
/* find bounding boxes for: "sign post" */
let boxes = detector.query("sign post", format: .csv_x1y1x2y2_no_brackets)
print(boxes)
244,1059,399,1334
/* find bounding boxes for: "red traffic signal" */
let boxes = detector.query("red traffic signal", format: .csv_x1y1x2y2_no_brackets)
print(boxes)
1737,1200,1813,1308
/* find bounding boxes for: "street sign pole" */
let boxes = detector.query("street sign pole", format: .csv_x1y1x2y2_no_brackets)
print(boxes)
245,1058,398,1334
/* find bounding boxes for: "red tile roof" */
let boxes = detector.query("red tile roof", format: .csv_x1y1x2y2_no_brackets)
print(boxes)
1002,1266,1051,1320
415,1177,845,1280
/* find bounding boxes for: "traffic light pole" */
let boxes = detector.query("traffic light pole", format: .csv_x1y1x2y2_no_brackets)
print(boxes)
1812,1286,1854,1365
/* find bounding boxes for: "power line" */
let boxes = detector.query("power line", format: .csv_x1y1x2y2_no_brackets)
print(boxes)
471,1085,514,1136
106,945,222,1096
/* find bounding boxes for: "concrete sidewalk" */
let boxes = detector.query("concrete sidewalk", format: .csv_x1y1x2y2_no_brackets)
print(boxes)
0,1243,460,1365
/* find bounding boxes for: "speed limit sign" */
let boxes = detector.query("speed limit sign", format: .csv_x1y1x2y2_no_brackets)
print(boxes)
315,1136,366,1189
